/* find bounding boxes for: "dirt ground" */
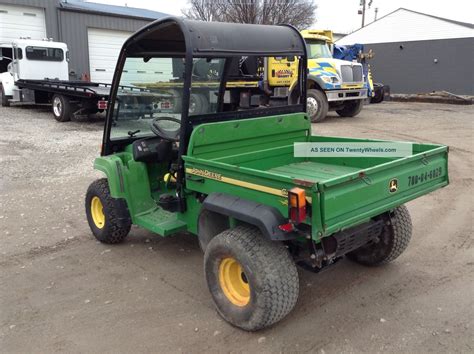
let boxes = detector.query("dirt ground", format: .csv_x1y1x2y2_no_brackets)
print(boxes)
0,102,473,353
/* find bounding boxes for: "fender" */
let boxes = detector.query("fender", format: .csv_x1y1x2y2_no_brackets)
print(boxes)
0,72,15,96
201,193,299,241
307,75,328,91
288,79,300,105
93,155,127,199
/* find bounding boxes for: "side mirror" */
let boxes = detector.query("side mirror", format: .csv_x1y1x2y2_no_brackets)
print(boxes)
286,56,296,62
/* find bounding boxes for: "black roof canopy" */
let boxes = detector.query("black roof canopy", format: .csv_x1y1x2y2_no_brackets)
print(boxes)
123,17,306,57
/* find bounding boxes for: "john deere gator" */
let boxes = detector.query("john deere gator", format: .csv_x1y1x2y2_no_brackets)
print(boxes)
85,18,449,331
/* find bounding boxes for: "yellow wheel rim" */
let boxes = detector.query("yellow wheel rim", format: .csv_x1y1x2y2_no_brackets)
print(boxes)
218,257,250,307
90,196,105,229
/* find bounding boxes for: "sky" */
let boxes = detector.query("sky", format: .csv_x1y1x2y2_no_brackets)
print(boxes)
89,0,474,34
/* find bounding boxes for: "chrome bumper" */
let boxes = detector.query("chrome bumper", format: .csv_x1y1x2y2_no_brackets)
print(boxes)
326,89,368,102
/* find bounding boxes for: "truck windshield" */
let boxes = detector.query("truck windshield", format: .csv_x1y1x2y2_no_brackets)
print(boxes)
110,56,225,141
306,40,332,59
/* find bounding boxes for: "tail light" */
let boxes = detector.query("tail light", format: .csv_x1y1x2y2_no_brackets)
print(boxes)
288,187,306,224
97,99,108,110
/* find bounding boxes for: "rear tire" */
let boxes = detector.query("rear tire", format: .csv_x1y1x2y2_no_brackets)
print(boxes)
1,85,11,107
370,83,384,104
85,178,131,244
204,225,299,331
336,99,364,117
347,205,412,266
307,89,328,123
52,94,71,122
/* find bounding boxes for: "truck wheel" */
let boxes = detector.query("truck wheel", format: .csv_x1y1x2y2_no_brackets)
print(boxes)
1,85,11,107
52,94,71,122
85,178,131,244
189,93,208,115
370,83,384,104
204,225,299,331
347,205,412,266
336,99,364,117
307,89,328,122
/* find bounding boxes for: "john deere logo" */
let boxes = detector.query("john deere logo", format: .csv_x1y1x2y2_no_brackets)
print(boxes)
389,178,398,193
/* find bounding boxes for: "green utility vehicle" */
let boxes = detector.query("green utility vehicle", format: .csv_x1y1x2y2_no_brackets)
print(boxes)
85,18,449,331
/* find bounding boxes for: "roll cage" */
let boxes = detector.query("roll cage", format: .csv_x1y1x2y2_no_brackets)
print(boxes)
101,17,308,203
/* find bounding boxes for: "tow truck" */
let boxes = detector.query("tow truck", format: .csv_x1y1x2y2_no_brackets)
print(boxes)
84,18,449,331
0,38,114,121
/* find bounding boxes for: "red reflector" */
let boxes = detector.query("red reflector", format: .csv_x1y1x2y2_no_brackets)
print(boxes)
290,206,306,224
97,100,108,110
278,223,295,232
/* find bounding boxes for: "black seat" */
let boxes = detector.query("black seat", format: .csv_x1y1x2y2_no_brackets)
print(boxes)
132,137,173,163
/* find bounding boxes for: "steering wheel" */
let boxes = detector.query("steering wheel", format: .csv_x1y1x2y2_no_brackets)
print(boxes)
150,116,182,142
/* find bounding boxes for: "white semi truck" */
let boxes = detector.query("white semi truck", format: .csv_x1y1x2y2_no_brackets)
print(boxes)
0,38,116,122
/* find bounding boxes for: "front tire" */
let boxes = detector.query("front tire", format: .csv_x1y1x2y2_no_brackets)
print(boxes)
336,99,364,117
52,94,71,122
307,89,328,123
347,205,412,266
204,225,299,331
1,85,11,107
85,178,131,244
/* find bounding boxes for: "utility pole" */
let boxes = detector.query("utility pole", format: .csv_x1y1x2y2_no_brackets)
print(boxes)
359,0,374,28
374,7,379,21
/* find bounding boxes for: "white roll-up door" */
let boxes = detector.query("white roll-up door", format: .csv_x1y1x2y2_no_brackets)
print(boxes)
87,28,132,83
0,4,47,42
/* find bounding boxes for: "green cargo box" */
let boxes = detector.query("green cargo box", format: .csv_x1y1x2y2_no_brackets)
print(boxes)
184,113,448,240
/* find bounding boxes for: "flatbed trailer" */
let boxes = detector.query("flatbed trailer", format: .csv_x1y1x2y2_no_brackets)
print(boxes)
12,79,150,122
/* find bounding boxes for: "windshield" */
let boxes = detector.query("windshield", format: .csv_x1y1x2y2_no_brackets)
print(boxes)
110,57,225,141
306,39,332,59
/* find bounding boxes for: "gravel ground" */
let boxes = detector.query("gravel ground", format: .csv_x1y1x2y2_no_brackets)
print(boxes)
0,102,473,353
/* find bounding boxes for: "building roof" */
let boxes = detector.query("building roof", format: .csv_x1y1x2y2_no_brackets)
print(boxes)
60,0,169,20
337,8,474,45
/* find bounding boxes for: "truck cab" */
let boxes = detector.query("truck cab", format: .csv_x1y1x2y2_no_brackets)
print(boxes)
265,30,368,122
0,38,69,105
295,30,368,122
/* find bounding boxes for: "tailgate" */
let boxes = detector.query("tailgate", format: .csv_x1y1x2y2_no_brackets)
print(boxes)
317,146,448,235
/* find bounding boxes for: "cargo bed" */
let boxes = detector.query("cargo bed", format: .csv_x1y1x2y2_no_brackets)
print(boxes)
184,113,449,240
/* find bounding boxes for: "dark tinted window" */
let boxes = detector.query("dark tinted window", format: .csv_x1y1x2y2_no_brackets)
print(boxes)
25,46,63,61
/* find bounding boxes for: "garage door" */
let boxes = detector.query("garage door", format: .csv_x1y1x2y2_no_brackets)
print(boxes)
88,28,132,83
0,4,46,42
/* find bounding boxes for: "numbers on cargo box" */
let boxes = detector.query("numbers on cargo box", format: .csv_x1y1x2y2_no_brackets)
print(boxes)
408,167,442,186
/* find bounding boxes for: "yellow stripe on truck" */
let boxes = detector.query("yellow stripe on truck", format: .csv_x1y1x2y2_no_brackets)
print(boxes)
185,167,313,203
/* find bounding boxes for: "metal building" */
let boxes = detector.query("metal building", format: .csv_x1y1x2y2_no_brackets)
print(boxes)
0,0,167,82
337,8,474,95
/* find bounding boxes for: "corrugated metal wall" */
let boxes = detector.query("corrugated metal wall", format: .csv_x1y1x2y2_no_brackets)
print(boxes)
367,37,474,95
58,9,150,79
